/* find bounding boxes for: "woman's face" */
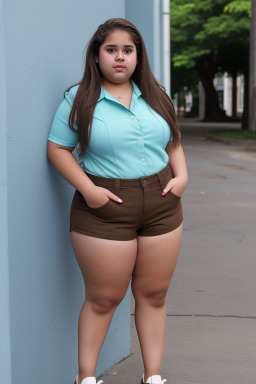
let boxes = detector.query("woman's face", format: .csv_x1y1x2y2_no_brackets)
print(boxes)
96,29,138,85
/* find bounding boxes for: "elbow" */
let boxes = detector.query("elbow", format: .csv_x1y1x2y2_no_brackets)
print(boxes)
47,140,55,164
47,141,52,162
180,172,188,188
181,174,188,188
183,169,189,185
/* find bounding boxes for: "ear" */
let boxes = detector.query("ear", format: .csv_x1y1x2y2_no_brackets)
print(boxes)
95,56,99,64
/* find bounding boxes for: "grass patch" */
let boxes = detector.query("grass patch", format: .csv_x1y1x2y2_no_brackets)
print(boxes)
209,130,256,140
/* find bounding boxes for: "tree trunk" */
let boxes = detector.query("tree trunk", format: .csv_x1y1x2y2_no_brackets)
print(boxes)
242,70,249,130
195,55,229,121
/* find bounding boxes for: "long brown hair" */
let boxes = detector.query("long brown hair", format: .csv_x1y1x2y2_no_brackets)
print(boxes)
66,18,180,157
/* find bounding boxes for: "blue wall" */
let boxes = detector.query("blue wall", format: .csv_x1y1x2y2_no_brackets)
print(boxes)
126,0,164,85
2,1,132,383
126,0,155,68
1,1,166,383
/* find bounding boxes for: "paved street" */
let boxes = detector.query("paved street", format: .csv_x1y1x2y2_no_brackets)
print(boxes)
100,119,256,384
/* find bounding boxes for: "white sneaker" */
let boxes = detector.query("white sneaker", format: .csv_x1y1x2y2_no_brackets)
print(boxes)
75,375,103,384
141,374,167,384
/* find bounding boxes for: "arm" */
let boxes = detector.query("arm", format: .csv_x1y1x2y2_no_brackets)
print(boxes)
47,141,123,207
163,141,188,197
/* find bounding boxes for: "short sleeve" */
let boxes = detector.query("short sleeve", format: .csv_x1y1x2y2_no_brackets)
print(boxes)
48,85,79,147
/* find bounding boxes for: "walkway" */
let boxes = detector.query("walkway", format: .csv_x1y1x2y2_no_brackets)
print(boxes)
100,119,256,384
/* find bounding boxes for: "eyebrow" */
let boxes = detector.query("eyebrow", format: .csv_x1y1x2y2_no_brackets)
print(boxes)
104,44,135,48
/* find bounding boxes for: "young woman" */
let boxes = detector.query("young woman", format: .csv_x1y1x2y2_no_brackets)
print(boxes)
47,18,188,384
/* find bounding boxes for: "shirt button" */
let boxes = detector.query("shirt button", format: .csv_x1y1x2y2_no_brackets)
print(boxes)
138,136,142,141
131,115,135,119
141,158,146,162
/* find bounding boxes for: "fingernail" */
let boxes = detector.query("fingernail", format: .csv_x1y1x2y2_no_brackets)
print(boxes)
117,198,123,203
162,190,167,196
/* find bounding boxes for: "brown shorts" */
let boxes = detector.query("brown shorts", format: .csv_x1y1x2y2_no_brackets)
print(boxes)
70,163,183,241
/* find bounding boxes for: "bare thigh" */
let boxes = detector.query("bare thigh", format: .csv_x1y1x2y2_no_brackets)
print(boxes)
132,224,183,299
71,231,138,305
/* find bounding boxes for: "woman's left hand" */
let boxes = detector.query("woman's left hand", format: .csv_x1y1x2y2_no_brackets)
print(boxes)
162,176,188,198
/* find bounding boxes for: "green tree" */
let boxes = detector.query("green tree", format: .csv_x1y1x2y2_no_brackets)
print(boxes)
171,0,251,125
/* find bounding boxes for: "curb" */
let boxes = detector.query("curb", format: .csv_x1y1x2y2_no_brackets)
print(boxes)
206,134,256,150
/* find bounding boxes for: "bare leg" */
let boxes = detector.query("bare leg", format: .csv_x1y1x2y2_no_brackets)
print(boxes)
71,231,137,384
131,224,183,382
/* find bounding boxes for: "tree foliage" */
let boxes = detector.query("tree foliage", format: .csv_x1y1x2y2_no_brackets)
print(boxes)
170,0,251,122
171,0,250,70
224,0,251,16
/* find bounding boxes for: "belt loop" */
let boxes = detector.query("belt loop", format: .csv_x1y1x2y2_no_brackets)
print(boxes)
156,170,166,191
115,178,120,195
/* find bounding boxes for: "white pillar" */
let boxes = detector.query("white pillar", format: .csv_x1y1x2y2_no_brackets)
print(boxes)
153,0,161,81
161,0,170,95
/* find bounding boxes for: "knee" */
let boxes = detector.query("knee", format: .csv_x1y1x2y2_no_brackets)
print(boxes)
87,293,125,315
132,284,168,308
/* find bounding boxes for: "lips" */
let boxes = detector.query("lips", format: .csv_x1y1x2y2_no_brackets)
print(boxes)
114,65,125,69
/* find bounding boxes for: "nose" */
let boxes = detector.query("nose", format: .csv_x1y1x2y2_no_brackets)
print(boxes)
116,49,124,61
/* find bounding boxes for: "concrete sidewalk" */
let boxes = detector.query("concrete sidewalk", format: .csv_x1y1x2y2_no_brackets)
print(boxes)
100,120,256,384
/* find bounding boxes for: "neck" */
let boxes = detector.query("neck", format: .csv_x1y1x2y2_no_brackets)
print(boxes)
101,79,131,92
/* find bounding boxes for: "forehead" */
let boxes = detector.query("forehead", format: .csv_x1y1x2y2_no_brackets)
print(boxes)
102,30,135,46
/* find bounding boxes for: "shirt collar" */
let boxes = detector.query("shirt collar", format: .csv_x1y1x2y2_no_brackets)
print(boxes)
98,79,142,102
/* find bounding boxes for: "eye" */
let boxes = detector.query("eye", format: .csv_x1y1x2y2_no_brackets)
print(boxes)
107,48,115,53
124,49,132,54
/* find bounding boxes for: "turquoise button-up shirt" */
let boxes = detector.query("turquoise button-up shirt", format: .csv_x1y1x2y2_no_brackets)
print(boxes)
48,79,173,178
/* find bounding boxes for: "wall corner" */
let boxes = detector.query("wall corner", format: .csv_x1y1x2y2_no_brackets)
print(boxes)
0,1,12,383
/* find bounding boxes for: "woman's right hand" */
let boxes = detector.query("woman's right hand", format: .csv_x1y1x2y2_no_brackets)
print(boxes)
83,186,123,209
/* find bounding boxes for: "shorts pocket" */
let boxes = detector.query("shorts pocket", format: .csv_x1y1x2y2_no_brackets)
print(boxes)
74,190,113,211
165,190,181,211
88,198,112,211
168,190,181,199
